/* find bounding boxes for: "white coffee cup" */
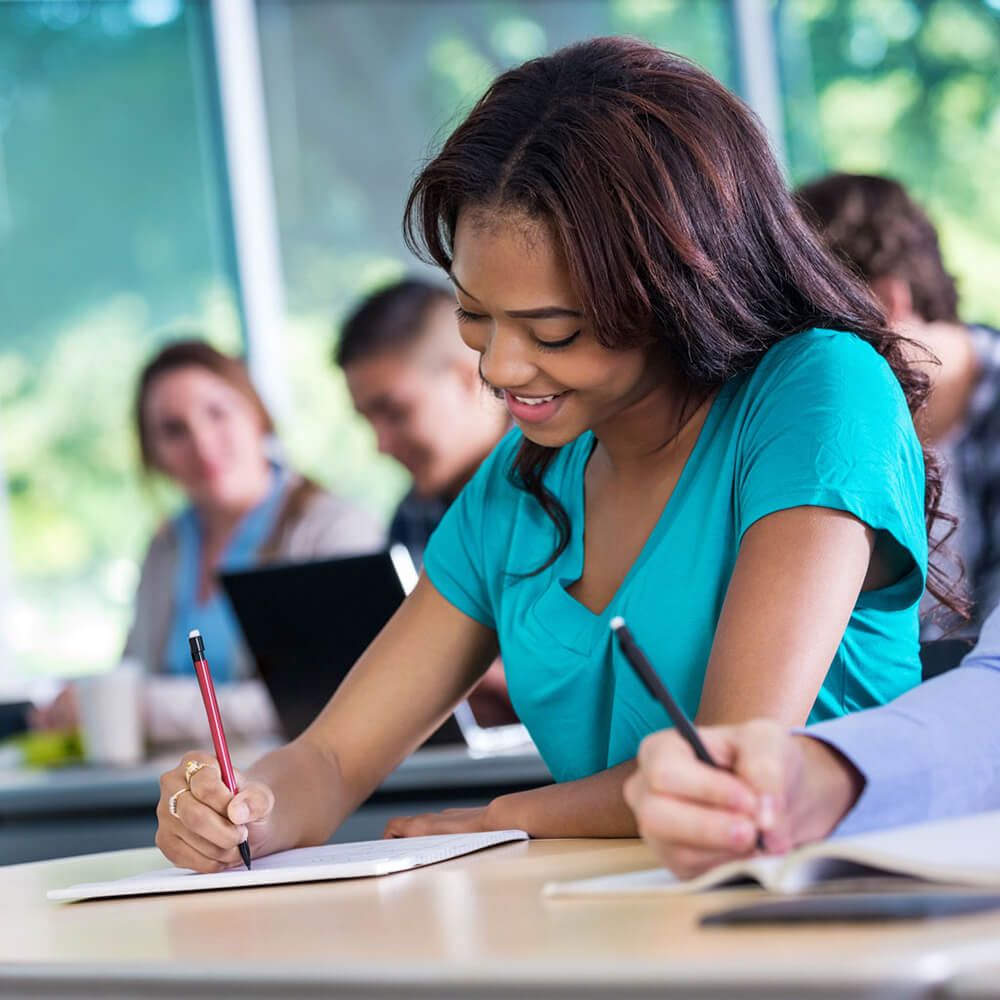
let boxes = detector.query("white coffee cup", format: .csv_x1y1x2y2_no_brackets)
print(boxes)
75,660,145,766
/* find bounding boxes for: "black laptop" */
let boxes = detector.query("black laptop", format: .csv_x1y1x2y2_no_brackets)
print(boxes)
219,546,466,745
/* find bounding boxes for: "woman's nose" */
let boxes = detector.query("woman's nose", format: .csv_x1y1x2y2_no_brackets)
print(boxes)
188,422,220,465
478,327,535,391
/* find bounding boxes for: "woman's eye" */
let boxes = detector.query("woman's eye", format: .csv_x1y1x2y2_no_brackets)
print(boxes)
157,420,185,441
455,306,486,323
536,330,581,351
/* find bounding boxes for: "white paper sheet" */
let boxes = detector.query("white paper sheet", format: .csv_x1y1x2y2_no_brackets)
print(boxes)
48,829,529,902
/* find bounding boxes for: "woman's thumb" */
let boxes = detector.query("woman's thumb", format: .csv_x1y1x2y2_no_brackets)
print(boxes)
228,782,274,825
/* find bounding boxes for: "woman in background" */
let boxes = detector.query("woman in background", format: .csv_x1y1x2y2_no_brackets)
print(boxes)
33,340,384,742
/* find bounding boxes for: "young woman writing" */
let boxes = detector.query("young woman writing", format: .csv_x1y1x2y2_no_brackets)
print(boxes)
154,38,957,871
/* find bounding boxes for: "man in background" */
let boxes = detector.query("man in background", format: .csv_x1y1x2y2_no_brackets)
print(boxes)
796,173,1000,628
336,278,515,725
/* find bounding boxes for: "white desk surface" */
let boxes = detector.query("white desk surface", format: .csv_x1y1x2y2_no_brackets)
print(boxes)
6,839,1000,999
946,964,1000,998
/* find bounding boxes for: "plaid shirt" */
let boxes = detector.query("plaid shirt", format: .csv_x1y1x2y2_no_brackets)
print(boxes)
938,323,1000,630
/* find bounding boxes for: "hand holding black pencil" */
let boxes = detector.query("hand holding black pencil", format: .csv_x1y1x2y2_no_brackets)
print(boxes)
610,615,766,852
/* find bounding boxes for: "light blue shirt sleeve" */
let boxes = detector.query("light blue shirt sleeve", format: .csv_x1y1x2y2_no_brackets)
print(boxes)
807,602,1000,837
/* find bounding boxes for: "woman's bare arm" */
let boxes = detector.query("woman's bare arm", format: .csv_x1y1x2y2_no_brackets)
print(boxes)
697,505,879,724
155,574,498,870
389,505,883,840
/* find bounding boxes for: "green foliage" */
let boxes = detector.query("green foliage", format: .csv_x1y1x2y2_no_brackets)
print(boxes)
780,0,1000,325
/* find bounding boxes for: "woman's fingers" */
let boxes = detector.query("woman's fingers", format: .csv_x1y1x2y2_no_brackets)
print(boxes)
173,821,245,867
154,803,229,874
172,786,249,849
383,806,488,839
727,720,795,830
635,729,758,815
157,828,232,873
629,780,759,855
627,722,805,879
187,760,231,813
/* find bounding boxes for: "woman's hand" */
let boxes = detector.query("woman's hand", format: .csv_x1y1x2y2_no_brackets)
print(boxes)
155,750,279,872
29,685,78,731
383,803,502,838
623,721,864,879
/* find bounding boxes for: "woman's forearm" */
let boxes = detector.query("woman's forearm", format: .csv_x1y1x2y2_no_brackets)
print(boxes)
247,735,350,850
488,760,638,837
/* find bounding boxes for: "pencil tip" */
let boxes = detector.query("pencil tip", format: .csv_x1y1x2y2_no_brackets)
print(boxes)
609,616,625,631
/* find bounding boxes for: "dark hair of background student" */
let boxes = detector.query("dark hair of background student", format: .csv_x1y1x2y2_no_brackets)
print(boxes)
404,35,962,615
336,278,454,368
794,173,960,324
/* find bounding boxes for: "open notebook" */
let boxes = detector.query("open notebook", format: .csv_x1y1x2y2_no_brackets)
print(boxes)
49,830,528,903
546,811,1000,898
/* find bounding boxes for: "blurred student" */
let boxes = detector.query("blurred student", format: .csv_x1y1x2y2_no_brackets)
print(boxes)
337,279,515,725
154,39,957,873
625,598,1000,878
797,173,1000,625
33,341,383,743
337,279,509,566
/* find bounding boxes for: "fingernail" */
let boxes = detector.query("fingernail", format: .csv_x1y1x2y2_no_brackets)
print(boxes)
239,826,248,841
758,794,776,830
231,803,249,824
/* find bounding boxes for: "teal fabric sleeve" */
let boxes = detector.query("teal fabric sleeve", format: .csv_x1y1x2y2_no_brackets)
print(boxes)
735,331,927,610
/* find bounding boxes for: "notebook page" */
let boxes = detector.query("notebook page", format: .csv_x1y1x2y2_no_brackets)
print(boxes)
544,855,788,897
48,829,528,903
784,809,1000,892
546,811,1000,898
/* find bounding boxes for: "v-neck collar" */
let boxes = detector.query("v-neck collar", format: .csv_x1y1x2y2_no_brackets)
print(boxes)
552,387,729,630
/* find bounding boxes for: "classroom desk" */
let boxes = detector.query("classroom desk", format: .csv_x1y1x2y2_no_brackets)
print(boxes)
946,965,1000,999
5,839,1000,999
0,746,551,865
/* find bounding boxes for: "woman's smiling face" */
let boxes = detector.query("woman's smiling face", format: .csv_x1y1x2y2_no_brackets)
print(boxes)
450,208,665,448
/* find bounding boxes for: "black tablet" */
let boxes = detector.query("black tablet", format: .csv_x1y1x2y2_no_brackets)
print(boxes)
220,547,465,746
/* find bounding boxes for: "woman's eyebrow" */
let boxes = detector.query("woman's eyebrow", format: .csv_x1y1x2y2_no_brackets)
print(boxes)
506,305,583,320
449,274,581,320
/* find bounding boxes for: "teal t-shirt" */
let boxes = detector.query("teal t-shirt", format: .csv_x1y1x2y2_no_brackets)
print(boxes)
424,329,927,783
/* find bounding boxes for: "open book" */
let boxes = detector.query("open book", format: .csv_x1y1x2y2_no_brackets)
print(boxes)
546,811,1000,898
49,829,528,903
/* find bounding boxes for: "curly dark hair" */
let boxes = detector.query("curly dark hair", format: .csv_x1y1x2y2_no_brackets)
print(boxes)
404,36,963,616
795,173,960,324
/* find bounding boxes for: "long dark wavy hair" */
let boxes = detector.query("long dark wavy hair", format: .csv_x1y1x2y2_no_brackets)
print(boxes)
404,36,963,616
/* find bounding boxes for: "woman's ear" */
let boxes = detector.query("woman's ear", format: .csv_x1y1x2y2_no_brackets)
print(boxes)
870,275,914,326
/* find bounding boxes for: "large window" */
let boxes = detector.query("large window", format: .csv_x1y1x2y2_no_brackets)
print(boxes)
0,2,239,677
254,0,738,517
10,0,994,683
778,0,1000,327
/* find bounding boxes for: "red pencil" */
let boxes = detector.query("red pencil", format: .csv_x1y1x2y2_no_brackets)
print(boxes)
188,628,252,870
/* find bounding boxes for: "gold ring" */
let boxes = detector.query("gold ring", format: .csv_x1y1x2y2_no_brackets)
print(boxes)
168,787,191,817
184,760,209,786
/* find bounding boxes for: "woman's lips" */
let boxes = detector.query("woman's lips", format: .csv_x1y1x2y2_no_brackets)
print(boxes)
503,390,569,425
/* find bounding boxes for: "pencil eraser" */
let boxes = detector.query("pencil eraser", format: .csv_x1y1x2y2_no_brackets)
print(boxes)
609,616,625,631
188,629,201,639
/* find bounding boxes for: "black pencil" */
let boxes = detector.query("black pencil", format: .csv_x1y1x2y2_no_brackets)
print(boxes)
610,615,766,852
